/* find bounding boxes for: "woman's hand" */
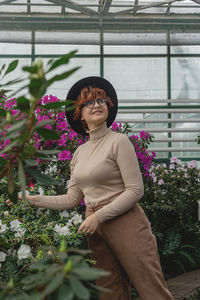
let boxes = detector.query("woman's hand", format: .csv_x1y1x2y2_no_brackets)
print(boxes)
18,195,37,206
78,213,99,236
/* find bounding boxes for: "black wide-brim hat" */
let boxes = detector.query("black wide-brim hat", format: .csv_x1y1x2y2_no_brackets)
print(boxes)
66,76,118,136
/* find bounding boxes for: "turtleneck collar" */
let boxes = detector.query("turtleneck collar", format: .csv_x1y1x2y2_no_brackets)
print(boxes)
87,121,110,142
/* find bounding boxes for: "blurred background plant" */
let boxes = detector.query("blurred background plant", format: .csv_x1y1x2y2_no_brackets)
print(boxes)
141,157,200,278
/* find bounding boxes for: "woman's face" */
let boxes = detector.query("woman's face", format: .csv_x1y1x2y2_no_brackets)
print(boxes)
81,98,109,131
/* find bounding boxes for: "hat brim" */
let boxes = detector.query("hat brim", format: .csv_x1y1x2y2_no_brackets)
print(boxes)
65,76,118,136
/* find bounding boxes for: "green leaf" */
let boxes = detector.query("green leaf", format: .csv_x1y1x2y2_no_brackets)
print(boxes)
23,145,36,156
47,51,77,73
40,100,72,110
7,120,26,134
36,149,60,155
16,96,30,111
26,168,58,185
0,157,7,167
5,60,18,75
2,77,23,86
42,274,64,297
34,120,52,129
72,267,110,281
29,77,47,99
57,284,74,300
0,63,6,76
36,128,59,140
22,65,38,73
47,67,80,87
24,159,38,167
69,276,90,300
0,140,18,155
18,159,26,200
7,168,18,203
0,108,6,117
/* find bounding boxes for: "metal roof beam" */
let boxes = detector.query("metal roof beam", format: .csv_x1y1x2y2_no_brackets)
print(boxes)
112,0,185,15
45,0,98,16
100,0,112,14
1,14,200,31
0,0,17,5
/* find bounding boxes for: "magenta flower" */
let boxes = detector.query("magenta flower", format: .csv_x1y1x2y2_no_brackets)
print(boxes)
68,130,78,140
139,131,150,140
4,98,16,109
58,134,67,146
58,150,72,161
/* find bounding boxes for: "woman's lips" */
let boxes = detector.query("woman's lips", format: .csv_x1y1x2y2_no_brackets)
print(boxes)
92,110,102,114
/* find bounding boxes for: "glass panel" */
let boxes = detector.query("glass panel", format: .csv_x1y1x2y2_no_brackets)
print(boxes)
171,46,200,54
43,57,100,99
171,57,200,99
170,33,200,47
0,43,31,55
104,46,166,55
104,32,167,50
35,32,100,54
104,58,167,100
0,58,32,97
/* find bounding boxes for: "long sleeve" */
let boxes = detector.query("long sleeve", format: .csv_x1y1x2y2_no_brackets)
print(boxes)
95,134,144,223
34,147,83,210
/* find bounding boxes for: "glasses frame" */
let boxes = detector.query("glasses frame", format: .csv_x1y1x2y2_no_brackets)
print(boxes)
81,98,108,109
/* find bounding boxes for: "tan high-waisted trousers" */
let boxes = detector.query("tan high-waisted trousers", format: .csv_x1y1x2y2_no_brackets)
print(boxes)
86,201,174,300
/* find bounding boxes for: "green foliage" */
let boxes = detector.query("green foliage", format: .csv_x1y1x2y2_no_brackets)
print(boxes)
0,53,78,203
141,158,200,278
0,244,109,300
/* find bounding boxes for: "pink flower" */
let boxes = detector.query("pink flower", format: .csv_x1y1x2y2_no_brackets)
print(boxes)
58,150,72,161
68,130,78,140
58,134,67,146
4,98,16,109
111,122,122,132
81,197,86,206
158,179,164,185
11,109,19,116
139,131,150,140
56,120,68,131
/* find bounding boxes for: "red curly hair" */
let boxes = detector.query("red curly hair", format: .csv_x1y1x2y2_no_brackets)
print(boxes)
73,86,114,130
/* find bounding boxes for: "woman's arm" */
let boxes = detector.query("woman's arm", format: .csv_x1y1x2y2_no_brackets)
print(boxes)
95,134,144,223
27,147,83,210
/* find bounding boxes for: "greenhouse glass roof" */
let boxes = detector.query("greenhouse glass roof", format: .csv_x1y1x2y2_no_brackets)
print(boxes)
0,0,200,32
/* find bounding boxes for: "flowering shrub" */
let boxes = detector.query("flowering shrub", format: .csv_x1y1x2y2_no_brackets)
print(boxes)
141,157,200,278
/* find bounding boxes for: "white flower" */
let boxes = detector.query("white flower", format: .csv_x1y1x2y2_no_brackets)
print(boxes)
169,164,175,169
18,190,29,197
186,160,197,169
153,176,157,183
36,208,45,216
3,211,9,217
10,219,25,236
54,224,70,236
71,214,83,225
0,220,8,233
0,251,7,262
170,156,179,164
38,187,44,196
14,228,25,238
59,210,69,218
158,179,164,185
10,219,21,231
67,219,73,227
17,245,32,260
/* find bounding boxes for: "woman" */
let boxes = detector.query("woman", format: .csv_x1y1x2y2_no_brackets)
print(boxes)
26,77,174,300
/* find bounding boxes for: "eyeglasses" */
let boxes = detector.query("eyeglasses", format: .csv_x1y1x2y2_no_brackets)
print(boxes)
82,98,107,109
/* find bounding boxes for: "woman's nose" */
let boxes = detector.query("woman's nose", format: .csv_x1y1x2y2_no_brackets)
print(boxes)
93,100,100,108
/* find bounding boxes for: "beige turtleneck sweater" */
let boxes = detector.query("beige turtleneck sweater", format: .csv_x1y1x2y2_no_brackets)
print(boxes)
35,121,144,223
